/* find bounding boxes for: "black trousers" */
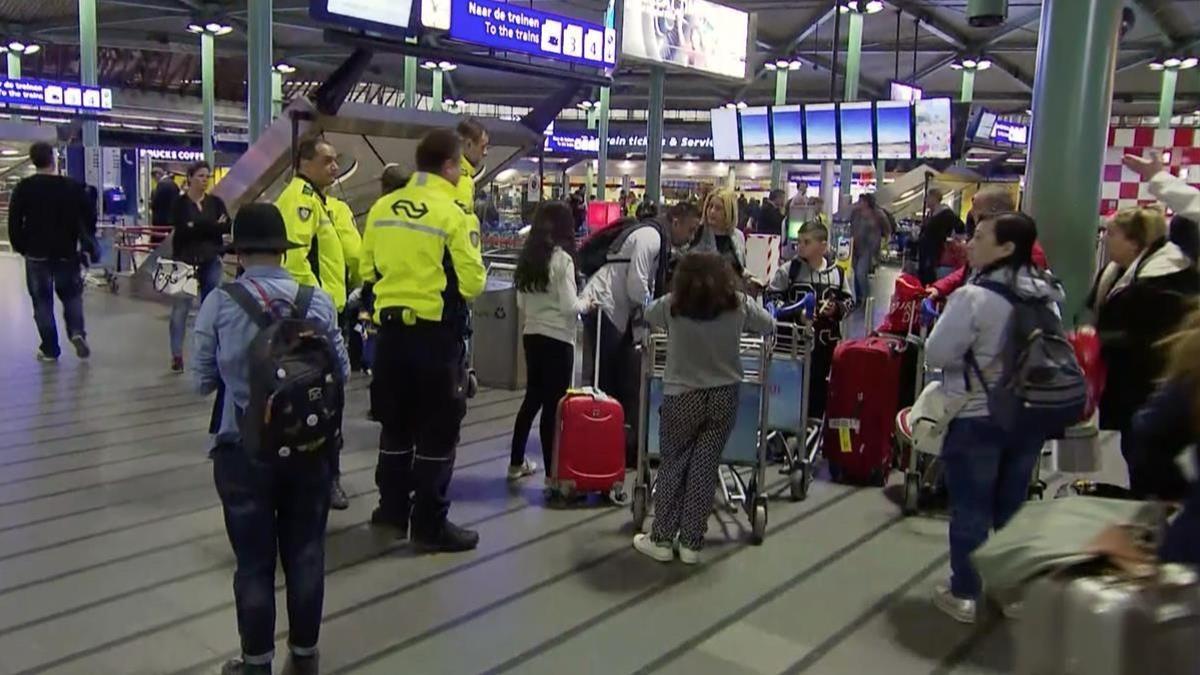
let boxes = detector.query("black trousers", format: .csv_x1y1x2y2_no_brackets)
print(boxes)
510,334,575,470
371,321,467,535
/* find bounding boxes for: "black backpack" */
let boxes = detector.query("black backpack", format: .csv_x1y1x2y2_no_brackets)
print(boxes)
967,279,1087,437
223,282,345,460
577,217,668,297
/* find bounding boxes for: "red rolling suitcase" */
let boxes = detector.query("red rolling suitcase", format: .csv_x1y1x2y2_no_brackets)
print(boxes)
823,335,906,485
548,313,627,501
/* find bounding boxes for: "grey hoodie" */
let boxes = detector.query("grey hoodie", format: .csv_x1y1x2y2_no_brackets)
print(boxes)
924,266,1066,418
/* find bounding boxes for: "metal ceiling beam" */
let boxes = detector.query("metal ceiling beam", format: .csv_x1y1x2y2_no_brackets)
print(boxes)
1131,0,1187,44
736,3,837,100
1117,34,1200,72
980,8,1042,46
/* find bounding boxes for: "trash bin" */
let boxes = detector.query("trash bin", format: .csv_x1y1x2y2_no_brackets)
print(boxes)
472,262,526,390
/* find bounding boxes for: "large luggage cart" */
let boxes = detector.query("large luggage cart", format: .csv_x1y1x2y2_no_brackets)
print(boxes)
631,332,774,544
761,322,823,502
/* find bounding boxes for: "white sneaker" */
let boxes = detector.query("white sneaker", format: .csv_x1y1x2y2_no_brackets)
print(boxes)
932,584,977,624
676,543,701,565
506,459,538,481
632,534,674,562
35,350,57,363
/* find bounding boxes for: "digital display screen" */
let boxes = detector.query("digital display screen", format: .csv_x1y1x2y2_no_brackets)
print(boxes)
450,0,615,68
875,101,913,160
771,105,803,161
710,107,741,161
992,119,1028,147
0,78,113,112
973,110,998,142
804,103,837,160
621,0,750,79
915,97,952,159
839,102,874,159
309,0,416,35
889,81,923,102
739,106,771,160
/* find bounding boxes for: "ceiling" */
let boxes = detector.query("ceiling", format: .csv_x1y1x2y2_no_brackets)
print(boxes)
0,0,1197,118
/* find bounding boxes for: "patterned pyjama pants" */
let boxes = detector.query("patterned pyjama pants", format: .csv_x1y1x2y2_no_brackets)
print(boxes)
650,384,740,550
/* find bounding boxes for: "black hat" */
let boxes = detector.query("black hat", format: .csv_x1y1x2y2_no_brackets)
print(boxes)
229,203,303,253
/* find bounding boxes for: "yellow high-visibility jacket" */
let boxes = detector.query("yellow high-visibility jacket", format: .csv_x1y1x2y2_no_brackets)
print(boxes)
328,196,363,290
361,171,485,324
275,176,348,311
456,155,481,238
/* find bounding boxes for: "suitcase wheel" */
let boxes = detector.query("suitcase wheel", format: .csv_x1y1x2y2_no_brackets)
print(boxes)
750,499,768,545
608,482,629,506
902,472,920,516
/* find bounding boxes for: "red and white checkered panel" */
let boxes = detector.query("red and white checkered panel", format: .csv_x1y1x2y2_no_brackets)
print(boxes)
1101,127,1200,215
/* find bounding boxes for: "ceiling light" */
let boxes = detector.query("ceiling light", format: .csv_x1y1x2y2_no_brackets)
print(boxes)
438,60,456,71
723,102,736,109
962,58,977,69
736,101,748,109
839,1,859,12
455,99,465,107
1149,61,1165,70
421,60,437,70
864,0,884,13
775,59,790,69
976,58,992,70
764,62,777,71
205,22,222,33
1181,57,1199,70
1164,57,1182,68
788,59,803,70
7,41,24,53
187,23,204,33
273,62,296,74
23,44,39,55
950,62,963,70
0,148,18,156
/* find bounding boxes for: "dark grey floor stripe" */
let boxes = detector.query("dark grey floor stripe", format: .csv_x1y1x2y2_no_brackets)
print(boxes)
26,500,619,675
0,426,205,469
928,619,1002,675
781,552,950,674
0,449,513,637
479,487,864,675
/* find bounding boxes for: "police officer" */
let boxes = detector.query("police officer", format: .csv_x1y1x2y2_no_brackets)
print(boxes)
361,129,486,552
456,118,489,236
276,137,352,509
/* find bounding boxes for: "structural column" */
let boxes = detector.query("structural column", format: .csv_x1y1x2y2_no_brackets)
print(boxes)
403,38,417,108
596,87,611,200
271,70,284,119
770,67,788,190
644,66,665,204
431,70,444,112
959,68,976,103
6,53,19,79
840,9,864,206
201,32,215,165
79,0,99,188
1023,0,1122,323
247,0,272,143
1157,68,1177,129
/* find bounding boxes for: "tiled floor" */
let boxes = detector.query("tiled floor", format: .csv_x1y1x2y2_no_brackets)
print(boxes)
0,256,1123,674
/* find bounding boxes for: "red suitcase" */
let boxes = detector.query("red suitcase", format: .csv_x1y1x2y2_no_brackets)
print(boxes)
823,336,906,485
547,313,626,501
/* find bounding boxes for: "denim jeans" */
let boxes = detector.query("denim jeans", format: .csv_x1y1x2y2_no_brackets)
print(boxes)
169,258,224,358
852,254,872,307
212,443,333,665
941,415,1045,599
24,257,85,358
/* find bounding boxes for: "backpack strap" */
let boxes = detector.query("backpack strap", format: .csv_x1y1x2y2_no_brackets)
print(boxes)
974,278,1023,305
222,282,272,329
294,284,315,319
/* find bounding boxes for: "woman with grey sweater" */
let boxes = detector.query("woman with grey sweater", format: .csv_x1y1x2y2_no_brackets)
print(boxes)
633,253,774,564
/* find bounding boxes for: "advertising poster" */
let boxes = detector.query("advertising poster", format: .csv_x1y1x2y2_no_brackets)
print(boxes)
739,106,771,160
915,97,952,159
875,101,913,159
710,107,741,161
621,0,750,79
839,102,874,159
771,105,803,160
805,103,837,160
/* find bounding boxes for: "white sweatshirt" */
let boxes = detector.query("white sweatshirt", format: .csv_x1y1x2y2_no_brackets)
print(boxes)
1149,170,1200,222
518,247,590,346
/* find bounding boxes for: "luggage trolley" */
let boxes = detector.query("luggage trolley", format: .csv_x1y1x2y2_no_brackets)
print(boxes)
762,322,822,501
631,332,774,544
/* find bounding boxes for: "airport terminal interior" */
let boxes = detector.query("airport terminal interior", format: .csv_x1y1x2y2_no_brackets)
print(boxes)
0,0,1198,674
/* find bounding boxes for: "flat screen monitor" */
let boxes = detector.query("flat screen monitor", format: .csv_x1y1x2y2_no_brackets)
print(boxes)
739,106,771,160
771,105,803,161
875,101,914,160
804,103,837,160
889,80,923,102
839,102,874,159
621,0,750,79
710,107,741,161
915,97,952,159
309,0,416,36
973,110,998,142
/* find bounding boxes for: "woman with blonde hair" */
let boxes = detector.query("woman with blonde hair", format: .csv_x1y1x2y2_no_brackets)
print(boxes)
688,188,747,275
1085,207,1199,493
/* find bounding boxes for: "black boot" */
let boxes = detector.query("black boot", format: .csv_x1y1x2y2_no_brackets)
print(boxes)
330,478,349,511
369,506,409,539
281,652,319,675
220,658,271,675
412,519,479,552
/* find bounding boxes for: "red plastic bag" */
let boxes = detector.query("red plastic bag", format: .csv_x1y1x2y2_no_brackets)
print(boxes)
1068,330,1106,421
876,273,925,335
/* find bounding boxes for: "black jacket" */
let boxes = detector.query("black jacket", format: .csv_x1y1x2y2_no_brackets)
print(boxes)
1089,240,1200,430
150,178,179,227
8,174,97,261
917,206,964,285
1129,378,1193,500
170,193,229,264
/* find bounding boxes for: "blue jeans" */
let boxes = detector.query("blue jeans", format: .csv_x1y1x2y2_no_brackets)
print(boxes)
169,258,224,359
212,443,333,665
24,257,85,358
852,254,872,306
941,415,1045,599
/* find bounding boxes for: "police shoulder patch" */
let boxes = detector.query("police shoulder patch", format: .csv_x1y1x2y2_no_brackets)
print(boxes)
302,184,315,197
297,206,313,222
454,200,472,216
470,231,481,249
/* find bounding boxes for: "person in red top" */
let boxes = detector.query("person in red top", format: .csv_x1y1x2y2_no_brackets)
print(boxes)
926,186,1047,299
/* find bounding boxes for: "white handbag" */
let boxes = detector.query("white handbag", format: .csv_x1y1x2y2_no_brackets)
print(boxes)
909,380,968,457
152,258,198,297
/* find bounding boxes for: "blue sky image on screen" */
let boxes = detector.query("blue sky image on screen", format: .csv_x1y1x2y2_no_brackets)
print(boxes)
839,104,873,159
876,103,912,159
740,107,771,159
805,105,837,159
771,106,803,160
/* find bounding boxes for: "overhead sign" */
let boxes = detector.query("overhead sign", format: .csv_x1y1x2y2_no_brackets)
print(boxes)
139,148,205,162
450,0,615,68
309,0,417,36
620,0,750,79
544,125,713,156
0,78,113,112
